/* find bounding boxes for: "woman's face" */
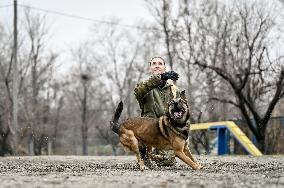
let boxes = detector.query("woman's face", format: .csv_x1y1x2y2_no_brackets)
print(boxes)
149,57,166,75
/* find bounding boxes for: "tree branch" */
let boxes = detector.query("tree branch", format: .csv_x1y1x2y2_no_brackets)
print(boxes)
210,97,240,108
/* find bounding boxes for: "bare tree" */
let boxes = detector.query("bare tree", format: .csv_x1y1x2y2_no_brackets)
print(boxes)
86,22,146,154
67,44,90,155
145,0,181,70
193,1,284,152
0,23,16,155
0,99,14,156
0,8,58,155
66,41,113,155
20,9,57,155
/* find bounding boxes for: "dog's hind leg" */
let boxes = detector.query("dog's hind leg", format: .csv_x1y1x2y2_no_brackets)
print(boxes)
130,136,145,171
134,147,145,171
120,129,145,171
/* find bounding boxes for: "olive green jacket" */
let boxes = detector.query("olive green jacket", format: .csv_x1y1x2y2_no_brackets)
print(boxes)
134,75,180,118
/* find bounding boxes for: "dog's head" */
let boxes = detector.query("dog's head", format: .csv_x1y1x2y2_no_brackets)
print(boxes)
167,90,190,124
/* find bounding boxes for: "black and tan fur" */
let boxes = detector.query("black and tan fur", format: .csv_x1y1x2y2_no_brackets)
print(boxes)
110,91,203,170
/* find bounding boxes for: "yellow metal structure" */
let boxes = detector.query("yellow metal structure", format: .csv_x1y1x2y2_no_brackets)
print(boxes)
190,121,262,156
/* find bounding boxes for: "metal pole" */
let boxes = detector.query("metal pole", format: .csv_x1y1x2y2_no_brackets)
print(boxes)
13,0,18,154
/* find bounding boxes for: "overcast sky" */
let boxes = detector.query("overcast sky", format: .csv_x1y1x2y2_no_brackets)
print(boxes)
1,0,283,74
1,0,152,48
0,0,154,74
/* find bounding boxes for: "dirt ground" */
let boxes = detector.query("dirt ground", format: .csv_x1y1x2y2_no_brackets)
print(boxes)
0,155,283,188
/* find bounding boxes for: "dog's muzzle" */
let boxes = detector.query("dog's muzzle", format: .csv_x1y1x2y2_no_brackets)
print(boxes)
173,111,184,119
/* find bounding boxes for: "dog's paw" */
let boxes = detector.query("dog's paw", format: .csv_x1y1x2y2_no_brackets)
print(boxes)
192,163,204,170
196,163,205,170
138,161,146,171
139,165,146,171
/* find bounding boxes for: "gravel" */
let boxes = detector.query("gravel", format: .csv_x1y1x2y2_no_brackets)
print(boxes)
0,155,283,188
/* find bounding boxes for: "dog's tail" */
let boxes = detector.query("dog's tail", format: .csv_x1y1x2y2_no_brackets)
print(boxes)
110,101,123,134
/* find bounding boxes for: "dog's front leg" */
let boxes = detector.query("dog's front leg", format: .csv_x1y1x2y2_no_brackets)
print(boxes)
175,150,201,170
172,138,201,170
183,141,196,162
184,141,203,167
184,148,196,162
184,146,203,169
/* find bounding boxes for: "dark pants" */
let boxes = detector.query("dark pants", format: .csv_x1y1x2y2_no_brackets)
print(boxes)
139,145,176,166
139,145,147,161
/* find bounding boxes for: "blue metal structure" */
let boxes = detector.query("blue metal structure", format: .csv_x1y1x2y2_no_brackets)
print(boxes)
210,126,229,155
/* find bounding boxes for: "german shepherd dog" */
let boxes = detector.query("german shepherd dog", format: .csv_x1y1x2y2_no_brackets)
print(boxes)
110,91,203,170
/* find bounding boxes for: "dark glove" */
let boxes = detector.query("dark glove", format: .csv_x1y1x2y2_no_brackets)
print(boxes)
160,71,179,81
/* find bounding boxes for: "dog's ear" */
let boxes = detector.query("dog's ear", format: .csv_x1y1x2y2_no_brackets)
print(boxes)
180,90,187,101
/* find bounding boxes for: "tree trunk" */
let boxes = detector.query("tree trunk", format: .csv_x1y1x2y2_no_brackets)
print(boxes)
111,145,117,156
254,126,266,153
82,127,88,155
81,82,88,155
256,137,265,154
28,135,35,155
48,140,52,155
